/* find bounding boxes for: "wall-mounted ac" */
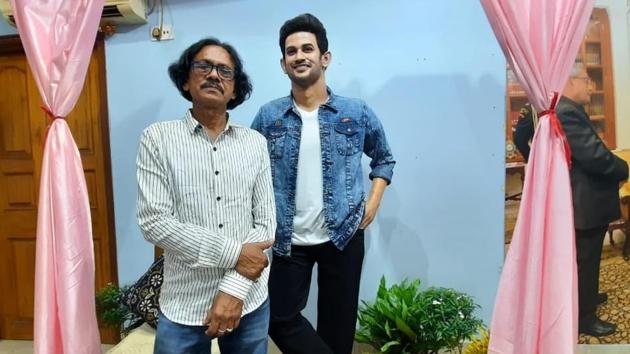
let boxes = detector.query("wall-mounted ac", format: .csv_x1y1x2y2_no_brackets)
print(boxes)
0,0,148,28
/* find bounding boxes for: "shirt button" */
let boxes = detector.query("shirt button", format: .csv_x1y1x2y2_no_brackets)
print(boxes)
216,196,221,201
215,171,219,175
213,147,217,151
219,223,223,228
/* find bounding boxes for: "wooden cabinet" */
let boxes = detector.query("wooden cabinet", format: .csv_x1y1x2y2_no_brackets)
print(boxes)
505,7,616,162
582,8,616,147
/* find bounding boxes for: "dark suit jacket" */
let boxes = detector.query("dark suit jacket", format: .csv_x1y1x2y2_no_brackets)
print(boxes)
513,97,628,229
556,97,628,229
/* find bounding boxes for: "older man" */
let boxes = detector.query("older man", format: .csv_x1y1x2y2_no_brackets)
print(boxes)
137,37,275,353
514,61,628,337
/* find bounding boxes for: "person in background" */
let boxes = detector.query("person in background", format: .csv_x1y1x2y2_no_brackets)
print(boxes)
513,61,629,337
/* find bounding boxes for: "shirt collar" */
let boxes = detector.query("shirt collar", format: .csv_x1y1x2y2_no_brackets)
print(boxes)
184,109,231,135
282,86,339,114
560,96,585,112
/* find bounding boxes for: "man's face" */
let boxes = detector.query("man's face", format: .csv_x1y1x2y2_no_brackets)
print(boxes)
568,68,593,105
183,45,236,108
281,32,330,87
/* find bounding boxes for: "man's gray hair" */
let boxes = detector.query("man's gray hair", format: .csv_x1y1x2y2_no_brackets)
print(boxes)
570,61,585,77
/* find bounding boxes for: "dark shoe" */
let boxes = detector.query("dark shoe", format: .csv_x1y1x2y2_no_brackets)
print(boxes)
598,292,608,305
579,318,616,337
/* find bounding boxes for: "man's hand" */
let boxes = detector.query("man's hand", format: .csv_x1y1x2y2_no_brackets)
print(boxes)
204,291,243,337
359,177,388,230
359,200,379,230
235,240,273,281
621,180,628,190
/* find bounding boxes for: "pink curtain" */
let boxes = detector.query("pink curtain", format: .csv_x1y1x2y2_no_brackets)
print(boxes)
480,0,594,353
9,1,105,353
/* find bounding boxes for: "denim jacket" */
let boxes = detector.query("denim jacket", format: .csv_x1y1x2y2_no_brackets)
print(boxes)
251,88,395,256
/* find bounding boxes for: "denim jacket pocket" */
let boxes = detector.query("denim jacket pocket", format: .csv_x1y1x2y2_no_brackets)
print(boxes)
334,122,361,156
267,126,288,159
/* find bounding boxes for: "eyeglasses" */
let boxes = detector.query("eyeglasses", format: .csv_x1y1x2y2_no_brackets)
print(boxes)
191,60,235,81
572,76,592,85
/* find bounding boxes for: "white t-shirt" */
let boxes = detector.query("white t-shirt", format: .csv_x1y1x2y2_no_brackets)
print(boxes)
291,104,329,246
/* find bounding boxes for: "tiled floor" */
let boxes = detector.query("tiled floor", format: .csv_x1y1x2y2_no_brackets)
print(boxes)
505,173,630,345
2,340,630,353
0,340,113,354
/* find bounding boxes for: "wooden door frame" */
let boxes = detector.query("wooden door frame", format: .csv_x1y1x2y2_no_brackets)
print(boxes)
0,33,119,285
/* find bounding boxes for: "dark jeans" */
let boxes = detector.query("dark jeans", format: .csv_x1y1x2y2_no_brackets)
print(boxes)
154,299,270,354
576,226,607,324
269,230,365,354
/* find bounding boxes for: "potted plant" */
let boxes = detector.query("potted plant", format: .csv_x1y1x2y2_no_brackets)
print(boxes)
95,282,144,341
96,283,129,328
355,276,483,354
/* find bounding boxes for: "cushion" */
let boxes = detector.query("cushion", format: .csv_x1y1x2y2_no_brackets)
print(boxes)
122,256,164,329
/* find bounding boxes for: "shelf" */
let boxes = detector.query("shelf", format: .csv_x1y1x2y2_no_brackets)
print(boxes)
592,90,604,95
590,115,605,121
506,161,526,169
586,64,603,69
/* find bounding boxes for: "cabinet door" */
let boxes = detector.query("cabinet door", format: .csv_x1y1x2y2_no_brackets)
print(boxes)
582,8,615,148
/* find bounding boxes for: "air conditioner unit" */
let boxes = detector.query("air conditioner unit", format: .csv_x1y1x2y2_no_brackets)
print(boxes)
0,0,147,28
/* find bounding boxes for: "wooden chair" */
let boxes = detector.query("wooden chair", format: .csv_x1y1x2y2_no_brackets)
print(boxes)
607,150,630,259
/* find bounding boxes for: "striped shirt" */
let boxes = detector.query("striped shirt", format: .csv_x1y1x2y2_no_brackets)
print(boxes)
136,110,276,325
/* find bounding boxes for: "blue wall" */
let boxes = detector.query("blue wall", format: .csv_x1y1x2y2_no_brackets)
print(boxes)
2,0,506,323
0,16,16,35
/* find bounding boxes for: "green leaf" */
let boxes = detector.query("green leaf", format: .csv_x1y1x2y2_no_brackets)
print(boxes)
377,276,388,299
95,283,131,328
380,340,401,352
395,317,417,341
384,319,392,338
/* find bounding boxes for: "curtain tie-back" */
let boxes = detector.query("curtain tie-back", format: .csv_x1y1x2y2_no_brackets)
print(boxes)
40,106,64,144
539,92,572,168
538,91,560,117
41,106,63,120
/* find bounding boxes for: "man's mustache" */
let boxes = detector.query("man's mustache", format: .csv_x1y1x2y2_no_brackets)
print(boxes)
292,59,311,68
201,80,223,93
